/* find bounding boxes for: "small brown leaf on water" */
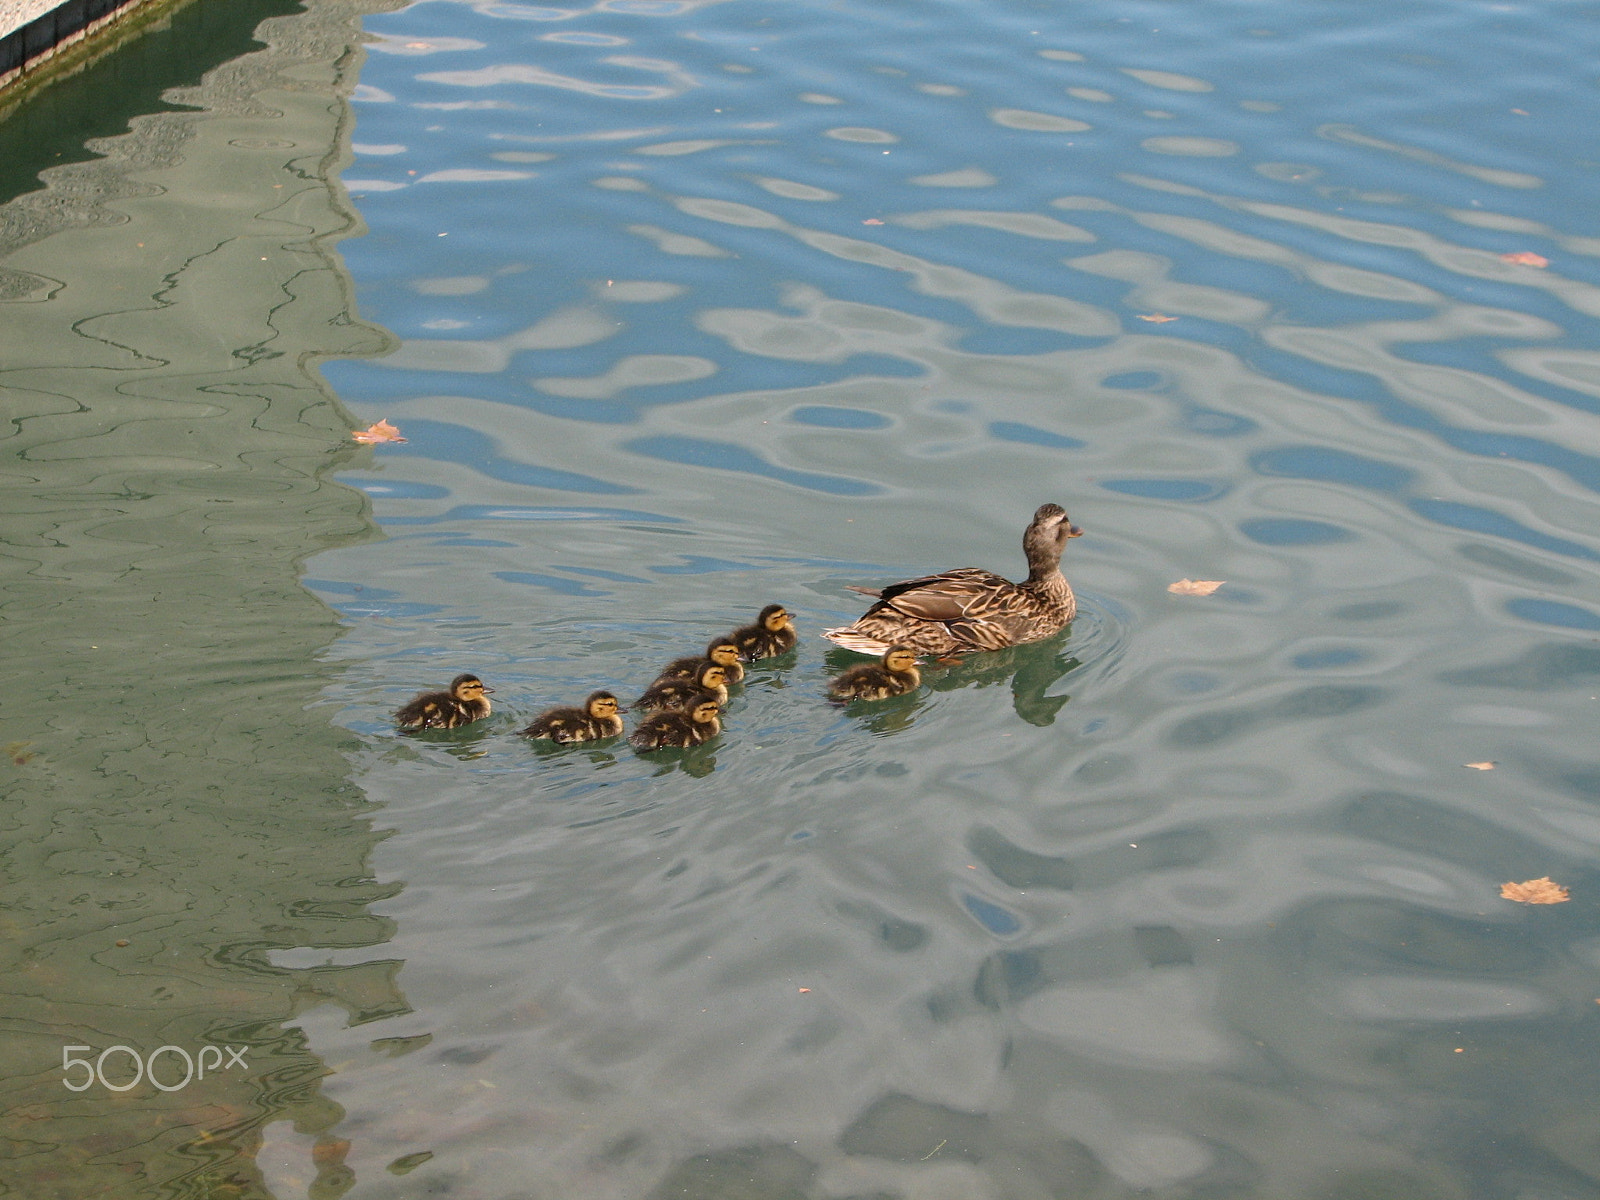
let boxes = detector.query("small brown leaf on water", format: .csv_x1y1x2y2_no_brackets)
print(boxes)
1464,761,1496,770
1501,877,1569,904
862,218,884,225
1137,313,1178,323
1499,251,1548,267
353,419,407,444
1168,579,1224,596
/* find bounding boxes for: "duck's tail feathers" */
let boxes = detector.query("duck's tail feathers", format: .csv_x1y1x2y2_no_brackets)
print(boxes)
821,626,891,655
844,585,883,597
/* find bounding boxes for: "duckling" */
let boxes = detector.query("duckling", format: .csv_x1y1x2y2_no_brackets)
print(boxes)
828,644,922,702
729,603,797,661
652,637,746,687
634,661,729,714
520,691,623,743
630,692,722,751
395,673,493,729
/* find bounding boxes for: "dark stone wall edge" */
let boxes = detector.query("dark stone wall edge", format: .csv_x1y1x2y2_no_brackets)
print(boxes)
1,0,158,93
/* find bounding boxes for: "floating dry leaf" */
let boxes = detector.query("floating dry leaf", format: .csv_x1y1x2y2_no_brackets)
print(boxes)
1137,313,1178,323
1500,877,1569,904
1464,761,1496,771
1168,579,1224,596
1499,251,1548,267
862,218,884,225
353,419,407,444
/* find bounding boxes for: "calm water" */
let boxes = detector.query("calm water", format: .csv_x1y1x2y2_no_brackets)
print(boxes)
6,0,1600,1196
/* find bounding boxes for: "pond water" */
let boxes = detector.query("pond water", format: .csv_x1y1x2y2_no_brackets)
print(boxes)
5,0,1600,1197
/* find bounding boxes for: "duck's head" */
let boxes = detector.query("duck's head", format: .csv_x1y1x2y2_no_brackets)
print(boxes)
688,694,723,725
759,603,793,632
1027,503,1083,559
706,639,741,668
697,663,729,690
882,645,919,675
586,691,620,719
450,674,493,701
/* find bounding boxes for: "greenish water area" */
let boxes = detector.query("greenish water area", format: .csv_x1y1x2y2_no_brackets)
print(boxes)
6,0,1600,1197
1,2,405,1197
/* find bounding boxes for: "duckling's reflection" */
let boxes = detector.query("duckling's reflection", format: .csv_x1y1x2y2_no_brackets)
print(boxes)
526,739,624,768
823,631,1079,731
740,647,800,687
398,721,496,760
636,744,719,778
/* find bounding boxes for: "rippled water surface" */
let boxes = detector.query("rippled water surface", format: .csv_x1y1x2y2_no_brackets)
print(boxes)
7,0,1600,1196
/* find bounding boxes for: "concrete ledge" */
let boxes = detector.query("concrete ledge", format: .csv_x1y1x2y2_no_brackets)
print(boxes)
1,0,159,93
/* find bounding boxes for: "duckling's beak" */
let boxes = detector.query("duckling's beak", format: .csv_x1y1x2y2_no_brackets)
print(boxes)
481,686,495,694
1066,524,1083,538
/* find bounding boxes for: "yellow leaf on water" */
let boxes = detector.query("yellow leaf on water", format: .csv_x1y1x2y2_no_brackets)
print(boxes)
353,419,407,444
1500,877,1569,904
1137,313,1178,323
1499,251,1548,267
1168,579,1224,596
1464,761,1496,770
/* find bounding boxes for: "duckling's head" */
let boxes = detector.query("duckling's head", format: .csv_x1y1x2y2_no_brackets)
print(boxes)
706,639,741,667
586,691,620,719
688,695,723,725
759,603,793,632
698,663,729,689
451,674,492,700
883,645,919,674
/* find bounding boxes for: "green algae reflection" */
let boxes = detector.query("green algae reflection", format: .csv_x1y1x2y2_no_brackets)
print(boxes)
0,2,408,1197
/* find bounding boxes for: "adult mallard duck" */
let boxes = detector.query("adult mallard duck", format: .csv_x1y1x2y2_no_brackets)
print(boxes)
828,644,922,702
634,662,729,714
395,673,493,729
630,693,722,751
520,691,624,743
823,504,1082,656
729,604,797,661
651,637,746,687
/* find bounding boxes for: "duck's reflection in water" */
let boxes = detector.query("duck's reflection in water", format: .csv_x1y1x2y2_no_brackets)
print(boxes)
527,739,624,767
636,744,720,777
824,631,1079,732
400,721,498,761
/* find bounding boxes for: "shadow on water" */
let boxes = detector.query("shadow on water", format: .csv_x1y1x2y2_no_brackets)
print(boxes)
0,1,411,1196
0,0,304,209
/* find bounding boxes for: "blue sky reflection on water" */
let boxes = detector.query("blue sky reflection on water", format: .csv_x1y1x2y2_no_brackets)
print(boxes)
308,0,1600,1194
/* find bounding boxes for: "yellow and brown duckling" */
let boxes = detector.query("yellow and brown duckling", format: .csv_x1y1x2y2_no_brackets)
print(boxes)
395,673,493,730
652,637,746,687
729,603,797,661
828,644,922,702
823,503,1082,656
630,692,723,751
520,690,624,743
634,661,729,714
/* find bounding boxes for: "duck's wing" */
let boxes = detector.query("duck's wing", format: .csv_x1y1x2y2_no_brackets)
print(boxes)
869,568,1010,622
872,569,1046,651
395,694,445,727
